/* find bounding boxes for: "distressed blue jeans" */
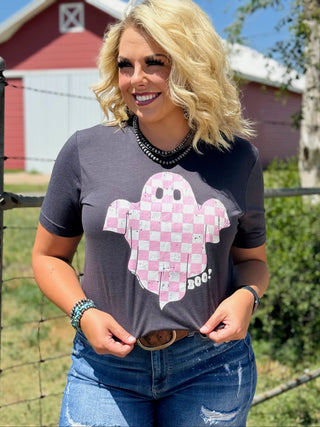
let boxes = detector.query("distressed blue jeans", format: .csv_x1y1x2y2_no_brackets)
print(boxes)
59,331,256,427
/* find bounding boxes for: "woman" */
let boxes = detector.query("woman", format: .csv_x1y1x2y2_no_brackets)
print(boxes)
32,0,269,425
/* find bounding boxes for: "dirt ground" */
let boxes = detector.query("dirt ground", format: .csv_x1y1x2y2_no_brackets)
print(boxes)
3,172,51,185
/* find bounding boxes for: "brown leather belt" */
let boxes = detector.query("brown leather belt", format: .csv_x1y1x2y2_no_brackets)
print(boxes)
137,330,189,351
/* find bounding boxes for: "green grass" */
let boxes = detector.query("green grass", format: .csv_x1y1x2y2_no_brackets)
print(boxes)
248,341,320,426
0,177,319,426
4,183,48,193
1,201,82,426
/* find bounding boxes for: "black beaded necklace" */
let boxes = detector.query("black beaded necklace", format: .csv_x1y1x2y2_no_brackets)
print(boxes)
133,115,194,167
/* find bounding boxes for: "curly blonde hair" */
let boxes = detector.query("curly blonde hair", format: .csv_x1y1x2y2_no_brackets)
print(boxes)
92,0,254,149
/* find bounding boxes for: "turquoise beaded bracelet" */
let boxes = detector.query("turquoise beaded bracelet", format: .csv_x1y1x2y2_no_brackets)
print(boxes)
70,298,96,331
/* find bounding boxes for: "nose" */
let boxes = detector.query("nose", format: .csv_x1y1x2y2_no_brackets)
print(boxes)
131,64,147,86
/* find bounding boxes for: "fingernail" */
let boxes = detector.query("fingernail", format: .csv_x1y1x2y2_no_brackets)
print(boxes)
127,335,136,343
200,326,208,333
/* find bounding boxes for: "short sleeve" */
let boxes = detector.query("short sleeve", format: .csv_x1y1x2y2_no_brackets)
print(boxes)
232,153,266,248
39,132,83,237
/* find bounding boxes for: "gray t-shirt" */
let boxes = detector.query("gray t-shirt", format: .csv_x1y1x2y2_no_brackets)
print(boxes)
40,124,266,337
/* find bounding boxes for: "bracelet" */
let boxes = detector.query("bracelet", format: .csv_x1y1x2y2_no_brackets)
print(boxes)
70,298,96,331
239,286,260,314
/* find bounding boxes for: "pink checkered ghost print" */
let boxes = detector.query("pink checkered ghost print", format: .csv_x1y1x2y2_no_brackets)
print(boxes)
103,172,230,309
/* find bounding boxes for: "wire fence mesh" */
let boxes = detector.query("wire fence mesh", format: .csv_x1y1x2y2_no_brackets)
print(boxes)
0,198,85,426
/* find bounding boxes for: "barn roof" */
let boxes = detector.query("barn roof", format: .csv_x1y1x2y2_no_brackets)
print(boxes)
227,43,304,93
0,0,127,43
0,0,304,92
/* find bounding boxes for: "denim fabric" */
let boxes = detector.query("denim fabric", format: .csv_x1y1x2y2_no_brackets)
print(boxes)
59,332,257,427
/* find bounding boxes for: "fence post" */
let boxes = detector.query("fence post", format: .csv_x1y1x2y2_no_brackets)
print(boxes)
0,56,6,370
0,57,5,188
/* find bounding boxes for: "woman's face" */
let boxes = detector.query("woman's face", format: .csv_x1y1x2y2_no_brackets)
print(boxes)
117,26,183,128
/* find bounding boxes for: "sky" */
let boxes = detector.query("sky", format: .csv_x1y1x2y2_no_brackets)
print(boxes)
0,0,291,56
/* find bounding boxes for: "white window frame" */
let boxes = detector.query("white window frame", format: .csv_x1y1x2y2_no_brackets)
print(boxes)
59,3,85,33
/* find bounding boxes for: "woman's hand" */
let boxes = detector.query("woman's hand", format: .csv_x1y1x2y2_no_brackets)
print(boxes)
33,225,136,357
200,288,255,343
201,244,270,343
80,308,136,358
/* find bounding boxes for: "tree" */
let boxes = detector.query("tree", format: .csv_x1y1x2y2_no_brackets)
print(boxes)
299,0,320,197
225,0,320,196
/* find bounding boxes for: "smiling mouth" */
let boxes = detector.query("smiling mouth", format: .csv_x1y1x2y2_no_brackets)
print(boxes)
133,93,161,105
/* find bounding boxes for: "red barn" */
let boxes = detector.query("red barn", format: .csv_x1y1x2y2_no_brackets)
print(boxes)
0,0,304,172
229,43,303,167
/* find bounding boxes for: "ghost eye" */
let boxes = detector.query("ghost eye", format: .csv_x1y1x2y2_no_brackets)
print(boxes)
156,188,164,199
174,189,181,200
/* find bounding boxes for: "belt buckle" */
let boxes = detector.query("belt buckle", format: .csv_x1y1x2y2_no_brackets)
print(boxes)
137,330,177,351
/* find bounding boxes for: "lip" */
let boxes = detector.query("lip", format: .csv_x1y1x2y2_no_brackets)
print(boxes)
133,92,161,106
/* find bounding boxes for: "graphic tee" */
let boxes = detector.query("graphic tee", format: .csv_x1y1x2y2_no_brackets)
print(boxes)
40,124,266,337
104,172,230,310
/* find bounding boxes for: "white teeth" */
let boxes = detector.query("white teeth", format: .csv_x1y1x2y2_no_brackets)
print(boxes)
136,94,158,102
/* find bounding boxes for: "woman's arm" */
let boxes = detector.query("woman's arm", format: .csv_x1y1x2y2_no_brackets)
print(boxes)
32,223,136,356
230,244,269,298
200,243,269,343
32,223,85,313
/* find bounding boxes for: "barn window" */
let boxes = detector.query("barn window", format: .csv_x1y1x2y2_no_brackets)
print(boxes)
59,3,85,33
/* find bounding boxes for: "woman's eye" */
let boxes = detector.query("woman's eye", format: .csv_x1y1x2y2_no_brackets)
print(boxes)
117,61,132,69
145,59,165,66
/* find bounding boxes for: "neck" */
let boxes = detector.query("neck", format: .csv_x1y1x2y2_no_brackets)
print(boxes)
137,118,191,151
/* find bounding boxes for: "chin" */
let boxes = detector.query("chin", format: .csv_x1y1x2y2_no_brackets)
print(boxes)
134,111,162,124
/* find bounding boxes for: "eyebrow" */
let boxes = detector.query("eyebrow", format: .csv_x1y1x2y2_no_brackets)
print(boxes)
117,54,169,61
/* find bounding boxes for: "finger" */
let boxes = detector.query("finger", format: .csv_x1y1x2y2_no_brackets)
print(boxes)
207,328,230,343
104,335,135,358
108,319,136,346
200,318,226,334
92,334,135,357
